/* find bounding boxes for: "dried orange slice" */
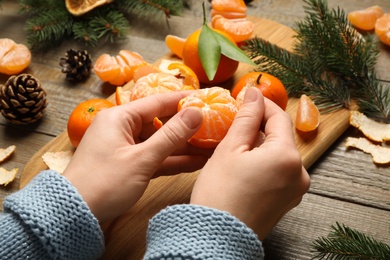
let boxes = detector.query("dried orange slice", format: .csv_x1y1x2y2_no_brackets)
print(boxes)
295,94,320,132
348,5,383,31
165,35,186,59
178,86,239,148
375,13,390,46
211,15,254,43
66,0,113,16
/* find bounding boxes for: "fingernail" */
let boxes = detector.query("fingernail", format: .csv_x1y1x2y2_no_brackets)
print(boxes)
244,87,258,103
181,108,202,129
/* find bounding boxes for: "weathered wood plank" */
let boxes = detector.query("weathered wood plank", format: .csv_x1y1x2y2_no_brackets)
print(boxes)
0,1,389,259
264,193,390,259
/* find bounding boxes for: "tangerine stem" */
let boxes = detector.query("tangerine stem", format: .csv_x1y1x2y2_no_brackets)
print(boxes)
202,1,207,25
256,73,263,85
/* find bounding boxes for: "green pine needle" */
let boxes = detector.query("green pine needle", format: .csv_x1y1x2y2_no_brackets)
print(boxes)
311,222,390,259
24,9,73,51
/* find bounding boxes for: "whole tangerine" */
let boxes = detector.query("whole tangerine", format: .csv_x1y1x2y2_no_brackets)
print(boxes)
232,71,288,110
182,28,239,85
67,98,114,148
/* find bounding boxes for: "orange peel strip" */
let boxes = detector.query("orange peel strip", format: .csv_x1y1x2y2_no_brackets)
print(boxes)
350,111,390,142
0,167,18,186
0,145,16,163
345,137,390,164
42,150,74,174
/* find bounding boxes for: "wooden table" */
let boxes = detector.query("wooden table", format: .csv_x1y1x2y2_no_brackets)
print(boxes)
1,0,389,259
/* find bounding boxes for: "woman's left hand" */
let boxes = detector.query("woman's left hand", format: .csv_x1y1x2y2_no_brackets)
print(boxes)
63,92,209,223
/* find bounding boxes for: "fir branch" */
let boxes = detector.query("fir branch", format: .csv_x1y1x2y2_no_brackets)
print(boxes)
311,222,390,259
243,0,389,120
244,37,308,96
24,9,73,51
355,74,390,122
16,0,187,50
116,0,186,19
72,20,100,47
18,0,62,15
86,8,130,43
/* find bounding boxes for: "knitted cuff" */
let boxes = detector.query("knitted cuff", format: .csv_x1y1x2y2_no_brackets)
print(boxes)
145,204,264,259
3,170,104,260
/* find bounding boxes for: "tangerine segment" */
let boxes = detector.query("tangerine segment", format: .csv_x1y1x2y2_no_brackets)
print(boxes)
348,5,383,31
211,0,247,19
375,13,390,46
211,15,254,43
182,29,239,85
94,54,121,82
178,87,239,148
0,38,16,60
295,94,320,132
67,98,115,148
165,35,186,59
133,62,160,83
0,38,31,75
93,50,145,86
119,50,146,79
167,62,200,90
130,72,184,101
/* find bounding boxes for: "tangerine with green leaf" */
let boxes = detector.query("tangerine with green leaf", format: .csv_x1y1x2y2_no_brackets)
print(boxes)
182,28,239,85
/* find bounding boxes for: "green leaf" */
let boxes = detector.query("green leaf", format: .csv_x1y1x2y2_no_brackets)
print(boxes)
214,32,256,65
199,24,221,81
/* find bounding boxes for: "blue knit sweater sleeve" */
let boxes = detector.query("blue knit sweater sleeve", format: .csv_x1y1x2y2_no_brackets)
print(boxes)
144,204,264,259
0,170,104,260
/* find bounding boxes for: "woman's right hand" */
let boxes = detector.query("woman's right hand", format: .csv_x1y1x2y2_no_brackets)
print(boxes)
190,87,310,240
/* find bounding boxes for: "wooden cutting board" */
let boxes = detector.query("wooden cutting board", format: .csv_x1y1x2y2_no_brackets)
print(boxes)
19,17,350,259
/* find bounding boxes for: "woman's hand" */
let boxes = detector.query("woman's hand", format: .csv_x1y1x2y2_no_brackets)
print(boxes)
190,87,310,240
63,92,210,223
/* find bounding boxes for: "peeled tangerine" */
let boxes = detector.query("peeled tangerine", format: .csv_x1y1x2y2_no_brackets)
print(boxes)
375,13,390,46
348,5,383,31
295,94,320,132
0,38,31,75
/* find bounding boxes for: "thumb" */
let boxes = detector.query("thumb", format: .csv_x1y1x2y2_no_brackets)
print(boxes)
142,107,203,160
220,87,265,149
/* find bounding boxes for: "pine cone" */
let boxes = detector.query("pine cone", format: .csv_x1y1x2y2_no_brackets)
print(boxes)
59,49,92,82
0,74,48,124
